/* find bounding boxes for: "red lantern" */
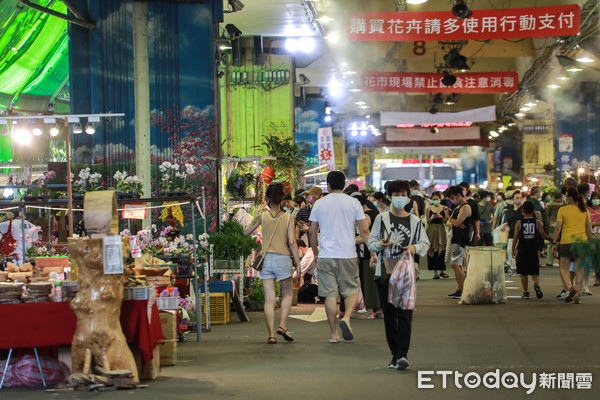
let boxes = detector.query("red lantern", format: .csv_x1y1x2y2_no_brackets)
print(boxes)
262,166,275,184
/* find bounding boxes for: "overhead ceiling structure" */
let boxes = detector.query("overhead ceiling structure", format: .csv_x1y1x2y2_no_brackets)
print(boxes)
0,0,70,113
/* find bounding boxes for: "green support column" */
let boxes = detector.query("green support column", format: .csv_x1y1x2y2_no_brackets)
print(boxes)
133,1,151,228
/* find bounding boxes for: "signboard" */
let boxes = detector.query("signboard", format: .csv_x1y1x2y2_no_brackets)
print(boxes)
305,156,319,166
358,147,371,175
317,127,335,171
559,152,572,172
362,72,518,93
559,134,573,152
347,4,580,41
493,150,502,173
386,126,480,142
121,203,147,220
103,236,124,275
264,120,290,137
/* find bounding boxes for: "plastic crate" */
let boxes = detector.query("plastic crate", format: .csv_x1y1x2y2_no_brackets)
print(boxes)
201,292,230,325
124,286,149,301
156,296,179,310
200,281,233,294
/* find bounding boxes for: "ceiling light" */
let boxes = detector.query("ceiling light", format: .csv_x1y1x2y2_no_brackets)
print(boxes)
490,131,499,137
452,0,472,19
407,0,428,3
85,123,96,135
366,115,371,119
578,167,585,174
13,128,32,145
515,113,525,118
547,84,560,89
285,38,298,52
441,72,457,86
520,107,530,111
32,127,42,136
325,115,332,123
318,16,333,24
342,71,357,75
49,124,59,137
566,67,583,72
360,105,369,109
577,56,594,63
360,130,368,136
219,45,232,50
525,102,537,107
355,101,366,105
325,32,340,43
558,76,570,80
298,37,316,53
72,122,83,134
349,89,362,92
488,135,493,139
351,130,358,137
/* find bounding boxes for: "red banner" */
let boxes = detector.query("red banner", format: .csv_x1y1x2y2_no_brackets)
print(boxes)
362,72,518,93
347,4,580,41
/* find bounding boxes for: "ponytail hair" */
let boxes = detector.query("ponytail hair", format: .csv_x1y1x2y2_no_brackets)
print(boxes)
567,188,587,212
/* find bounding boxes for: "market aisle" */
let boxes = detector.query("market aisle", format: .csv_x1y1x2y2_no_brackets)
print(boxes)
4,267,600,399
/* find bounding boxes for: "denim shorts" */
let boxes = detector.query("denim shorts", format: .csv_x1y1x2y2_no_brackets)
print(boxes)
260,253,293,281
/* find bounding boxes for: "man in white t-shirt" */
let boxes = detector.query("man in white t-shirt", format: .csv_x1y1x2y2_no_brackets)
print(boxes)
309,171,370,343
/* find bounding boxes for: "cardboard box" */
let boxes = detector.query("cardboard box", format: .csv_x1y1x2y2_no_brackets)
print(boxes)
159,310,177,341
159,340,177,366
131,345,161,380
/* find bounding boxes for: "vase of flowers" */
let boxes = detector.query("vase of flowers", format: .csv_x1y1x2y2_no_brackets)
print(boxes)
113,171,143,199
159,161,194,197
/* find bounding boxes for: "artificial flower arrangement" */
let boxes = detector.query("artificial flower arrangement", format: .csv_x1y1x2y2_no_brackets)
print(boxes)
160,202,185,227
159,161,195,193
113,171,143,196
74,167,103,193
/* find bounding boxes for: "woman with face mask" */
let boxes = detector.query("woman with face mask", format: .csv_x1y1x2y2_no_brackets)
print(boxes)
586,192,600,288
425,191,450,279
370,191,390,213
500,191,524,277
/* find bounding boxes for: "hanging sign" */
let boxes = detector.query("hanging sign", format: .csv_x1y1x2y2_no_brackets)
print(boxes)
358,147,371,175
559,134,573,152
317,127,335,171
559,152,572,172
347,4,580,41
103,236,124,275
362,72,518,93
121,203,147,220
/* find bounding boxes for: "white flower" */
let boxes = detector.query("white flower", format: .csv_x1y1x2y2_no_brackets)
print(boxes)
162,174,170,181
159,161,172,172
175,172,183,178
171,163,180,171
126,175,141,184
158,237,168,247
79,167,90,180
113,171,127,181
185,163,195,175
186,234,194,241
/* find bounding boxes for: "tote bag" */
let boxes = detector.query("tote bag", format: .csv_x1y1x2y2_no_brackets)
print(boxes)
387,252,417,310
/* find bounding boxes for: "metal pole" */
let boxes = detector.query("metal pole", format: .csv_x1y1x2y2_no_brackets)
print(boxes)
20,204,26,264
202,186,207,234
206,245,212,331
64,120,74,238
191,199,202,341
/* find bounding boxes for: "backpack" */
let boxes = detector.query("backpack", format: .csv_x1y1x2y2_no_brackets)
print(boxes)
0,220,17,256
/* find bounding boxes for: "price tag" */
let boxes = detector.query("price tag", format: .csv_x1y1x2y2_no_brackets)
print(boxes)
103,236,124,275
129,236,142,258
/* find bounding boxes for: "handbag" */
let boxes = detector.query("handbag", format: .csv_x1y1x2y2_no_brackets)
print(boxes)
387,252,416,310
0,220,17,256
251,213,286,271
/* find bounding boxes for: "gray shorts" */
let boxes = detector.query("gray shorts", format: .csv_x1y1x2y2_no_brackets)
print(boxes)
317,258,360,298
260,253,293,281
447,243,466,267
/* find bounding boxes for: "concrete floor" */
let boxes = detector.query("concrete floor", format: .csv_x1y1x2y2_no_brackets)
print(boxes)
3,265,600,400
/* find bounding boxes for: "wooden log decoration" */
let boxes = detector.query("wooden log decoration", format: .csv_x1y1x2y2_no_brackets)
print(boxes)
83,191,118,237
69,190,139,383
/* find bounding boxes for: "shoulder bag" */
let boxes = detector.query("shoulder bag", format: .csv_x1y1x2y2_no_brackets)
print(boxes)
251,212,286,271
0,220,17,256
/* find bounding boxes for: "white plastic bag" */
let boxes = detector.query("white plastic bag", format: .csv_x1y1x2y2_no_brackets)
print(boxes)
492,227,509,248
387,253,417,310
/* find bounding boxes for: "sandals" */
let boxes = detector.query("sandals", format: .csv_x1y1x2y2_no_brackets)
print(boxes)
440,272,450,279
276,327,294,342
267,337,277,344
433,273,440,279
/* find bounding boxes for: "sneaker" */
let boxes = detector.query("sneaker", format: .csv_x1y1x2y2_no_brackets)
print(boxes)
396,357,410,370
564,288,576,303
433,273,440,279
556,290,566,299
521,292,530,299
448,289,462,298
534,284,543,299
387,357,397,369
582,290,593,296
509,272,517,277
573,296,582,304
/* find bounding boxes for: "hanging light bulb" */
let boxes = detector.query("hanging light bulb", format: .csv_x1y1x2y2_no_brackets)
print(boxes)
72,122,83,134
32,127,42,136
85,123,96,135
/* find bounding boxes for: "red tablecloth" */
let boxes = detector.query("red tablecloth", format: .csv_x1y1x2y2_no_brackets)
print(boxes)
0,300,163,366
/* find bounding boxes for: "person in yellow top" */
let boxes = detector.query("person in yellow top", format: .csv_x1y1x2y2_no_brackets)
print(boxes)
245,183,302,344
552,188,593,304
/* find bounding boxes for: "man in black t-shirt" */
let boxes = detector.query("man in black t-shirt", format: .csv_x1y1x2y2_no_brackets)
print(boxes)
409,180,425,217
459,182,480,245
447,186,472,299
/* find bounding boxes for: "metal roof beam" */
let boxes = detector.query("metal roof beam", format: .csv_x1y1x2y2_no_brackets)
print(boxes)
17,0,95,29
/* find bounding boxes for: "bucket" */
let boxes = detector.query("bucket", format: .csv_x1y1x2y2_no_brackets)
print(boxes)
262,166,275,184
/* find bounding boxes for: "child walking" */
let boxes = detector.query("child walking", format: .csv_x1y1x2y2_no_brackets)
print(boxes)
512,200,552,299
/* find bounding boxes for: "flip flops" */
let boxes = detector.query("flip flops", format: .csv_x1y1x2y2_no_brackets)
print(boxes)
276,327,294,342
339,320,354,341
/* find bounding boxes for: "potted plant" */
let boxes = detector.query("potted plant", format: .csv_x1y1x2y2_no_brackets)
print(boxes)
159,161,194,197
23,171,55,201
226,170,256,199
113,171,143,199
254,135,304,186
74,167,103,199
208,220,259,270
248,279,265,311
